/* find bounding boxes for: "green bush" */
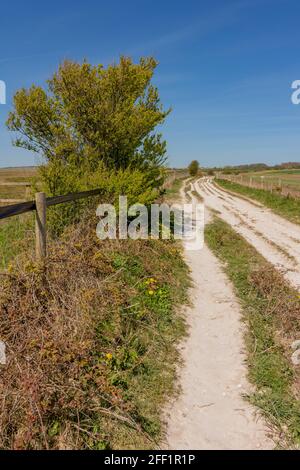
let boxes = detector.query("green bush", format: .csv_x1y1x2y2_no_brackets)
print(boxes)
188,160,199,176
38,160,161,236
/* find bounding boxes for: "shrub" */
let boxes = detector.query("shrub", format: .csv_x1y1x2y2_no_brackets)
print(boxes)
7,57,170,199
188,160,199,177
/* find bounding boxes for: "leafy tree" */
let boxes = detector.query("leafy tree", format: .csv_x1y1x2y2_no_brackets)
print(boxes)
7,57,170,195
188,160,199,176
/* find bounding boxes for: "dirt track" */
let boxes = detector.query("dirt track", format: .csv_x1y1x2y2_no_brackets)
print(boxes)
165,182,275,450
194,177,300,290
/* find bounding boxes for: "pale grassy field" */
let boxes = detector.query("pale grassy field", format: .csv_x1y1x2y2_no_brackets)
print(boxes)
242,169,300,190
0,166,37,200
0,168,37,267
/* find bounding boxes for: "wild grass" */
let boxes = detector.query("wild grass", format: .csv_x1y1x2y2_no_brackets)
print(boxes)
243,169,300,190
0,210,190,450
163,178,185,200
0,214,35,269
0,186,28,199
0,166,37,181
216,178,300,225
0,166,37,199
205,218,300,447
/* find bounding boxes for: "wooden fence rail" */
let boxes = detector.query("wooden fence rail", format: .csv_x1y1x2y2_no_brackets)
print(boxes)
0,188,103,261
0,171,186,262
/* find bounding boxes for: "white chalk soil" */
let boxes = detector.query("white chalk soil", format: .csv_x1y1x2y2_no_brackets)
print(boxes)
164,182,275,450
196,177,300,290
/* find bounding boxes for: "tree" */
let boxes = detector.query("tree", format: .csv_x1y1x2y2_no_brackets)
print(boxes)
7,57,170,195
188,160,199,177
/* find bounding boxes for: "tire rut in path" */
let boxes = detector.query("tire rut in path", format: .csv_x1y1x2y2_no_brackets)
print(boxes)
164,185,274,450
195,178,300,290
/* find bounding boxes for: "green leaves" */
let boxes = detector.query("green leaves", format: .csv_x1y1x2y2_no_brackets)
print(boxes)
7,56,169,183
7,57,170,237
188,160,199,176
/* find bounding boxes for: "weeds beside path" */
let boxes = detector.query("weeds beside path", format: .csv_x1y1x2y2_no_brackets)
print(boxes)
0,210,190,450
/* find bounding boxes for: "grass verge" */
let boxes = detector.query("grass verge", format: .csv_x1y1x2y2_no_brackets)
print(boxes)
163,177,185,201
0,215,35,269
216,178,300,225
0,211,190,450
205,217,300,447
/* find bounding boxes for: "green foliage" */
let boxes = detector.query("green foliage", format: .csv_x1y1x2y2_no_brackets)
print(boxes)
43,160,161,236
7,56,170,198
188,160,199,177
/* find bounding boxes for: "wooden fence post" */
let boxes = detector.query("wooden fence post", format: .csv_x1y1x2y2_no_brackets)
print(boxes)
25,184,31,200
35,192,47,261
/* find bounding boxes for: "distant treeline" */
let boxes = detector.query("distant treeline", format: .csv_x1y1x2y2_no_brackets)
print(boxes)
205,162,300,174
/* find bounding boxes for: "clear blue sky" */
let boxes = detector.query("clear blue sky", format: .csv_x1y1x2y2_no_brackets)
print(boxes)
0,0,300,168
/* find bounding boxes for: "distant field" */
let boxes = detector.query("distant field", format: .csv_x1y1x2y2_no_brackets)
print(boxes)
0,166,37,201
0,167,37,266
242,169,300,190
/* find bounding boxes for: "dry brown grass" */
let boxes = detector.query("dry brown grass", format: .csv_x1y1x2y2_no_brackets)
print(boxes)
250,268,300,337
0,166,37,182
0,212,189,449
0,167,37,200
249,267,300,403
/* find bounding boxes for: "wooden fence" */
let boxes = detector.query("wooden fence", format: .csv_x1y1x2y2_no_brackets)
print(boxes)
0,170,189,262
218,174,300,199
0,188,103,261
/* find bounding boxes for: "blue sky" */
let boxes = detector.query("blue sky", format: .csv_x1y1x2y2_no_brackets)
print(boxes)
0,0,300,168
